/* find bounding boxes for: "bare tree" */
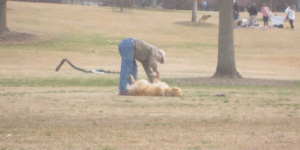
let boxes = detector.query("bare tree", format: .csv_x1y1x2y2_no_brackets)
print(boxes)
113,0,124,11
120,0,123,11
212,0,242,79
0,0,9,33
269,0,273,11
191,0,197,22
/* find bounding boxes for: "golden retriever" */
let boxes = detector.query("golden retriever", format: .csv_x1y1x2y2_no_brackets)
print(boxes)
199,14,212,23
126,75,183,97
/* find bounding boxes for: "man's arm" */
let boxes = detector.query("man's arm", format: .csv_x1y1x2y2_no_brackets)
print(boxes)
141,62,159,83
156,70,161,80
151,63,160,80
285,6,290,13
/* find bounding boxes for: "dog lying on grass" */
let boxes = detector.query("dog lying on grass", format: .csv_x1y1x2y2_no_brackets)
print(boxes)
199,14,212,23
126,75,183,97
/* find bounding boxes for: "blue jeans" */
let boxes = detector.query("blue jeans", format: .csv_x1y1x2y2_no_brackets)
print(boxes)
234,12,239,20
118,38,137,92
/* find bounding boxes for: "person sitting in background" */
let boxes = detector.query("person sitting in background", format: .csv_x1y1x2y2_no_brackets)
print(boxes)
248,2,258,27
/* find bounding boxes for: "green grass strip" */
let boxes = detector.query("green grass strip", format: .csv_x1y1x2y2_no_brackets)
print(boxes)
0,77,119,87
0,34,124,52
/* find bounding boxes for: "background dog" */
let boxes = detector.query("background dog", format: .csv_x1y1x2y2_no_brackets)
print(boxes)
199,14,212,23
126,75,183,97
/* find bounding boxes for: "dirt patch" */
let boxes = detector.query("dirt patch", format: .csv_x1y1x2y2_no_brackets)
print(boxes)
174,21,215,27
0,31,37,44
167,77,299,87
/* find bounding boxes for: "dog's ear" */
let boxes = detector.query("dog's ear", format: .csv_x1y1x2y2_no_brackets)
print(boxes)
164,88,169,96
171,91,175,97
168,88,176,97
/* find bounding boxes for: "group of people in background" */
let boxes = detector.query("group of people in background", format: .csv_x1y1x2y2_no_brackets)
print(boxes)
233,1,295,30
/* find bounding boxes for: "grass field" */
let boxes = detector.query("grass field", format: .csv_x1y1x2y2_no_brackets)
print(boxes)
0,1,300,150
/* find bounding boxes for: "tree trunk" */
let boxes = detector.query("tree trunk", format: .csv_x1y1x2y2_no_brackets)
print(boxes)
0,0,9,33
191,0,197,22
120,0,123,12
273,0,277,12
269,0,273,11
212,0,242,79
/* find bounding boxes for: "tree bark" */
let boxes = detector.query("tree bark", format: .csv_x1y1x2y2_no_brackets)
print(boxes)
269,0,273,12
191,0,197,22
273,0,277,12
0,0,9,33
120,0,123,12
212,0,242,79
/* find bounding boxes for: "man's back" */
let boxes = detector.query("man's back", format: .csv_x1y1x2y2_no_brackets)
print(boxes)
248,6,257,16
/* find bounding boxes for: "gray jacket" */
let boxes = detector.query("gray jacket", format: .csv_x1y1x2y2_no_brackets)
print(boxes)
134,39,160,83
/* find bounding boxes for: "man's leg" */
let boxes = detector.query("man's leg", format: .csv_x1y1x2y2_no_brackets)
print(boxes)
118,38,135,95
131,59,138,82
289,19,294,29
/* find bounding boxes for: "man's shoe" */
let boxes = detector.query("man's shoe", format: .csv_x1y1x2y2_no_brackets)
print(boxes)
119,90,129,96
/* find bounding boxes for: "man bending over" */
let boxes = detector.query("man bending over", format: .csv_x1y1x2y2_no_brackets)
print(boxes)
118,38,165,95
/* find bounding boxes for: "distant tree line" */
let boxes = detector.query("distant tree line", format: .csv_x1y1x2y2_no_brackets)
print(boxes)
8,0,300,12
10,0,62,3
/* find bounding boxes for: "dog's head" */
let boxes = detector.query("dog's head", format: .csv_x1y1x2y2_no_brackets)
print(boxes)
166,86,183,97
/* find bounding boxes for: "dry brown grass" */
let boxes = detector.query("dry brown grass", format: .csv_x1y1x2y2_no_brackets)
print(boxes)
3,1,299,79
1,87,299,150
0,1,300,150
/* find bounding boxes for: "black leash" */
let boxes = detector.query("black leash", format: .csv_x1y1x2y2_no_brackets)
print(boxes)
55,58,120,74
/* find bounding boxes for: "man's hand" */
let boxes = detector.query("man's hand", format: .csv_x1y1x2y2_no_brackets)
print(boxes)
151,71,161,83
156,71,161,80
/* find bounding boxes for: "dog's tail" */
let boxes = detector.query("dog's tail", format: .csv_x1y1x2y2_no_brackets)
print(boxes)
129,75,135,84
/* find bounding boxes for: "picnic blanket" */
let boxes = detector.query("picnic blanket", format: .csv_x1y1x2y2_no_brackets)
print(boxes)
270,15,285,26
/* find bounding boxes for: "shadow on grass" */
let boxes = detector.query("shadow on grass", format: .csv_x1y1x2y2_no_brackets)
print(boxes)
174,21,215,28
165,77,300,87
0,77,119,87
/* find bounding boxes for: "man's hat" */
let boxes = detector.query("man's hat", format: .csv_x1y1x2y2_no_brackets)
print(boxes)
158,49,165,64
